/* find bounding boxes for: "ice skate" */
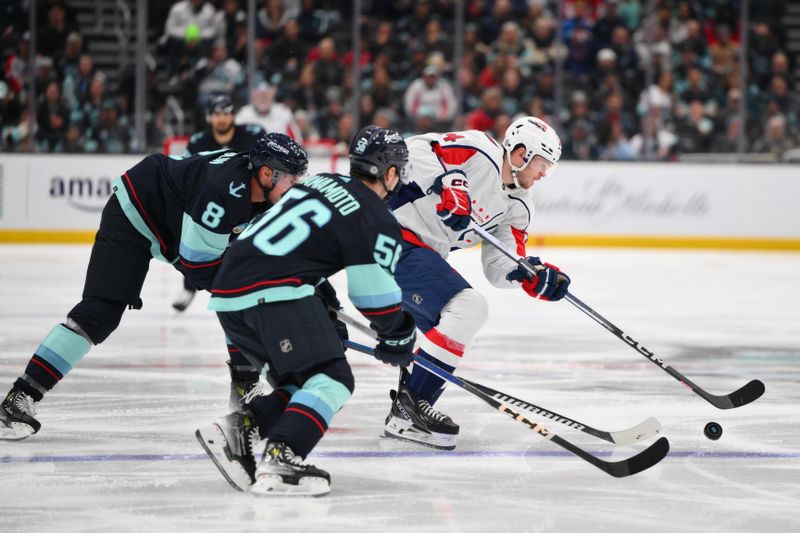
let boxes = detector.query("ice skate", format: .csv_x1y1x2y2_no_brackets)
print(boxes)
196,411,259,491
0,388,41,440
251,441,330,497
383,384,459,450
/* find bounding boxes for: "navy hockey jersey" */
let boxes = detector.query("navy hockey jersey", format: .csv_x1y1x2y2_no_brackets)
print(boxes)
209,173,406,334
185,124,265,155
112,150,258,290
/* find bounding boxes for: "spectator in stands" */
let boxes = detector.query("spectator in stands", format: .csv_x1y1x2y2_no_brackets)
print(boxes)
310,37,343,106
36,80,68,151
85,99,131,154
562,0,594,42
499,67,525,116
365,65,400,116
296,0,329,42
529,16,558,69
236,82,302,141
710,114,742,153
0,81,22,149
372,108,399,131
598,120,637,161
81,75,108,131
194,39,245,120
266,18,309,83
750,23,781,90
638,70,674,119
492,113,512,143
768,52,795,91
257,0,294,41
37,2,76,59
752,114,794,157
762,76,800,135
630,108,678,161
56,32,83,81
564,25,595,83
62,54,96,110
675,99,714,153
397,1,434,44
3,31,29,95
708,24,738,77
403,64,456,127
597,90,636,137
163,0,218,75
34,56,57,97
421,18,451,62
593,0,625,48
214,0,246,61
563,119,600,160
466,87,502,132
480,0,514,44
293,109,320,143
564,91,595,135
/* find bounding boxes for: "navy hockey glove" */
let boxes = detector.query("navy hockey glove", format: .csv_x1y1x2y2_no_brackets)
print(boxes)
506,256,571,301
374,311,416,367
431,170,471,232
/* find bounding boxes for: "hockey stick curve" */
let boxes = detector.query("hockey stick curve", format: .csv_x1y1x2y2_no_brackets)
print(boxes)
470,223,765,410
343,338,668,477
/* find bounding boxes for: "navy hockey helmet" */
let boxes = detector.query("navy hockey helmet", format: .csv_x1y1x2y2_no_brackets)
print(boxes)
349,126,409,185
206,93,234,117
248,132,309,186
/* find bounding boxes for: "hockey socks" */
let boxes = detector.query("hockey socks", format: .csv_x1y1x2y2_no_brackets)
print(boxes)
248,386,298,438
264,374,351,458
14,324,92,401
404,347,456,403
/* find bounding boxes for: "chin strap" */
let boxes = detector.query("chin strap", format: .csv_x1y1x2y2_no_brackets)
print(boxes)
506,151,526,188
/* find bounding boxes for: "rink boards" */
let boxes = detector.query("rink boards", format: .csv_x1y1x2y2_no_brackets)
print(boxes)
1,154,799,250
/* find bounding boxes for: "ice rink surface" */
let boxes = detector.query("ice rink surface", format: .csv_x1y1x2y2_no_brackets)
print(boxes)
1,244,798,533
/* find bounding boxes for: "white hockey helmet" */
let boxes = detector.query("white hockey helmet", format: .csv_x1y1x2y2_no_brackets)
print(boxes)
502,116,562,182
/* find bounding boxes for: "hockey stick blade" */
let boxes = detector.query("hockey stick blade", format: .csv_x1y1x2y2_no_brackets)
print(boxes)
342,338,669,477
465,379,661,445
699,379,765,409
469,223,766,410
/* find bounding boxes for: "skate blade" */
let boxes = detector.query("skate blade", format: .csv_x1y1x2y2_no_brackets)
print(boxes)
0,422,37,441
195,426,252,492
382,422,457,451
250,474,330,497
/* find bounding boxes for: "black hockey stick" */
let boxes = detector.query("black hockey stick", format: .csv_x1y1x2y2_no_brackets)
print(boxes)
470,223,765,410
342,338,668,477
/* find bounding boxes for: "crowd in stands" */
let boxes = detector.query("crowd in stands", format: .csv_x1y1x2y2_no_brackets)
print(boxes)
1,0,797,161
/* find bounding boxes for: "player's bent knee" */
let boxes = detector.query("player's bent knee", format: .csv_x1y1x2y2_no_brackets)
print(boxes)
442,288,489,332
67,297,128,344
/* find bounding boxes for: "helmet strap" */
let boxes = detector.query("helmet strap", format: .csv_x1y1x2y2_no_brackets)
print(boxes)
506,151,525,189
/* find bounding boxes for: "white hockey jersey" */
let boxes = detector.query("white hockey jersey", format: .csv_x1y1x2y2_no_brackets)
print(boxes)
391,130,532,288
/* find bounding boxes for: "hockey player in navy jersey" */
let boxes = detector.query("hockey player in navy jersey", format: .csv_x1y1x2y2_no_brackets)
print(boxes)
195,126,416,496
172,93,266,312
383,116,572,450
0,133,308,441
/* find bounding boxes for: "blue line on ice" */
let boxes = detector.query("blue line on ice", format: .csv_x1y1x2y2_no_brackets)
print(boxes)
1,450,798,463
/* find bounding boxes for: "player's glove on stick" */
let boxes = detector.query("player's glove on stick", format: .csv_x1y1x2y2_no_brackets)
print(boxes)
431,171,471,231
506,256,571,301
374,311,416,367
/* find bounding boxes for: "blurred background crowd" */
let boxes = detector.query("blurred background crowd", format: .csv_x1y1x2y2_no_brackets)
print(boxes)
1,0,797,161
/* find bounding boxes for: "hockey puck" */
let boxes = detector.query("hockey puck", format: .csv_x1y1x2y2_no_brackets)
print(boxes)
704,422,723,440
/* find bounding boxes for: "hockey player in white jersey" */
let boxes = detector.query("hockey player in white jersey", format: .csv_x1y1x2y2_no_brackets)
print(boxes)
384,116,572,449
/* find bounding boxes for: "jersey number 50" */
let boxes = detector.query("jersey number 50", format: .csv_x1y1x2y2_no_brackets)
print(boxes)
239,188,332,256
